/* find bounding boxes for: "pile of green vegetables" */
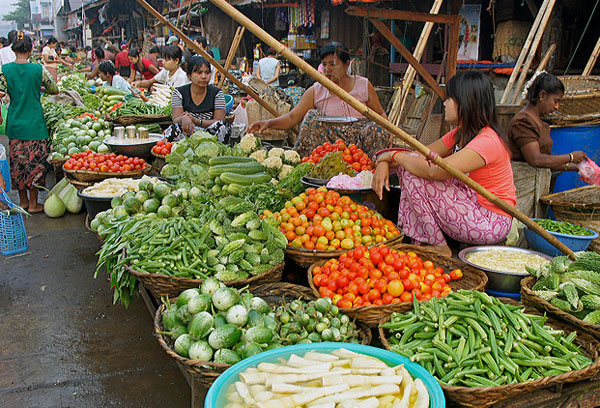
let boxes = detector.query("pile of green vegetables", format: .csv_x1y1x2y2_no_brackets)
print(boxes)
39,178,83,218
310,151,355,179
382,290,593,387
58,73,95,95
528,251,600,324
534,219,595,236
49,116,111,160
42,101,87,136
110,97,171,118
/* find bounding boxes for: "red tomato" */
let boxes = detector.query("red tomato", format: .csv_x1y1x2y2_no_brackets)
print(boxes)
450,269,463,280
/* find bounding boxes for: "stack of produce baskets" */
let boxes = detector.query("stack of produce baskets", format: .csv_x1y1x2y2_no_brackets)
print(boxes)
540,185,600,253
63,166,152,183
546,76,600,125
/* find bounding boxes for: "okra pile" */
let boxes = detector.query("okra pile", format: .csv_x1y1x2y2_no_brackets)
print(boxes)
534,219,595,237
381,290,593,387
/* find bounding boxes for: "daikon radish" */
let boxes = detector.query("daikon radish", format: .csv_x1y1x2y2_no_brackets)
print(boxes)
311,383,400,405
265,370,351,386
357,397,381,408
350,368,388,375
234,382,255,406
249,384,266,397
381,368,396,377
288,354,333,368
393,381,412,408
304,352,339,361
254,391,275,402
412,379,429,408
240,371,267,385
332,348,364,359
258,362,331,374
351,357,389,370
271,383,308,393
291,384,350,405
322,374,403,387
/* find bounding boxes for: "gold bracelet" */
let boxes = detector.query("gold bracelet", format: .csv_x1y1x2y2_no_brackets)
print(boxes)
569,153,574,163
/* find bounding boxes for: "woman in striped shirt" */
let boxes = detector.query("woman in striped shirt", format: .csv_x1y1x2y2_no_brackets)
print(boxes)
167,56,231,143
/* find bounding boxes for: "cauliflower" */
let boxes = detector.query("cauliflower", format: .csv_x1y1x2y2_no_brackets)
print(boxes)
268,147,285,158
283,149,301,165
278,164,294,180
249,149,267,164
240,134,260,154
263,156,283,179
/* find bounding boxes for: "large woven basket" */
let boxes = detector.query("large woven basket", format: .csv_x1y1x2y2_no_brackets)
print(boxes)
63,165,151,182
153,282,372,387
124,260,284,299
286,233,404,268
541,186,600,252
379,297,600,408
47,157,67,168
307,244,488,327
521,275,600,339
557,76,600,116
112,114,171,125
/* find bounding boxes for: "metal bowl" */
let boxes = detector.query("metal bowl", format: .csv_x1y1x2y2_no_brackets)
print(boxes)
458,246,552,293
103,134,164,158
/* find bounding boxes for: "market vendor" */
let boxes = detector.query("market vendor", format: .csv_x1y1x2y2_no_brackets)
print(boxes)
165,56,231,143
42,37,74,81
247,42,392,159
127,48,159,83
98,61,132,93
0,33,58,212
82,47,107,80
373,71,516,257
132,45,189,89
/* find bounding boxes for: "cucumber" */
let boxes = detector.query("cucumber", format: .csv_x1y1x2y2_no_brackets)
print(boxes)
187,294,212,314
227,183,243,196
243,327,274,344
248,309,265,327
242,343,263,359
220,172,271,186
188,340,214,361
208,324,242,349
208,161,265,178
188,311,214,340
208,156,257,166
213,314,227,328
213,349,241,365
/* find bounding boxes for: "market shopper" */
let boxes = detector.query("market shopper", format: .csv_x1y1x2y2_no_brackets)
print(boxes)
166,56,230,143
42,37,73,81
115,41,131,78
98,61,132,93
256,47,280,86
132,45,189,89
247,42,392,159
127,47,159,83
373,71,516,257
0,33,58,212
82,47,107,79
0,30,16,66
146,45,162,69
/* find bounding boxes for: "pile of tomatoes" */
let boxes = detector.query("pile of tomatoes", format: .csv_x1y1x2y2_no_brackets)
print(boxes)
301,139,374,172
262,187,400,251
152,140,173,156
64,151,148,173
76,113,100,121
312,245,464,308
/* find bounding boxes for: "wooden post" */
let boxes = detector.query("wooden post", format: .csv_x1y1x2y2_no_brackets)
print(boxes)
500,0,551,104
511,0,556,104
514,44,556,104
446,15,460,81
218,26,245,88
583,36,600,76
208,0,575,258
175,0,184,29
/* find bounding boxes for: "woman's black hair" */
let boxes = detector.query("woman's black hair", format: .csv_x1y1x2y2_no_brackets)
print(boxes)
84,45,92,51
185,55,211,76
162,44,182,63
47,37,58,45
69,45,76,53
319,42,350,64
446,70,506,148
128,47,140,58
0,38,6,47
6,30,16,45
94,47,104,60
195,36,208,48
526,72,565,105
149,45,160,54
98,61,116,76
12,34,33,54
265,47,276,56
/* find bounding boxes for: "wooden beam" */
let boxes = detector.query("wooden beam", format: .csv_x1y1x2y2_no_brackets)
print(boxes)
346,6,458,24
218,26,245,88
525,0,539,17
446,15,460,81
583,35,600,76
369,18,445,99
514,43,556,103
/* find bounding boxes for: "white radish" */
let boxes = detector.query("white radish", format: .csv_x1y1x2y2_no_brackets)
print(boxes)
311,384,400,405
412,379,430,408
303,351,339,361
265,370,351,386
291,384,350,405
234,382,255,406
351,357,389,370
322,374,403,387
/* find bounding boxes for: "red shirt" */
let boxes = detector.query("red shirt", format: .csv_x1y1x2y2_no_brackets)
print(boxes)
115,50,130,68
132,58,156,80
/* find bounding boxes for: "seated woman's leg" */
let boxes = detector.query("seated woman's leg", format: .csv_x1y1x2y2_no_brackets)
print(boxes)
357,121,394,160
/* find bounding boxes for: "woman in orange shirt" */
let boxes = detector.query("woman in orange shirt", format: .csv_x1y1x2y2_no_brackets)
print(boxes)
373,71,516,256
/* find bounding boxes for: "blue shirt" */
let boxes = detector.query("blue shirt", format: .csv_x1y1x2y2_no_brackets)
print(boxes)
105,74,132,93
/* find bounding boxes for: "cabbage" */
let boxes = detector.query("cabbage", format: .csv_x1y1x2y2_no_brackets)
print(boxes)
195,141,220,161
160,163,179,178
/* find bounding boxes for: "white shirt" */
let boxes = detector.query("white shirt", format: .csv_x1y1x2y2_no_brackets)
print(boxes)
42,46,58,68
0,46,15,66
258,56,280,86
153,67,190,87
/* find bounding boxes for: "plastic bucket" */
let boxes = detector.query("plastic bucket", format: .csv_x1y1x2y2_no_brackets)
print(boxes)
524,218,599,257
224,94,234,115
205,342,445,408
550,125,600,192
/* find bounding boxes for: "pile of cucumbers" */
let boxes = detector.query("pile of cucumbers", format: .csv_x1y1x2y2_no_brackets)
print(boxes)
206,156,271,196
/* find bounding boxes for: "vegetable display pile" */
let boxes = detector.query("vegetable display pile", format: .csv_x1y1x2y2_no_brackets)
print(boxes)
302,140,374,173
57,73,95,95
49,116,111,160
64,152,147,172
42,100,87,136
39,178,82,218
82,176,158,198
534,219,595,237
261,187,400,251
206,156,270,197
528,252,600,324
382,290,593,387
147,83,173,108
312,245,462,308
249,146,300,181
310,151,356,180
110,97,171,118
152,140,173,156
224,348,430,408
96,86,127,116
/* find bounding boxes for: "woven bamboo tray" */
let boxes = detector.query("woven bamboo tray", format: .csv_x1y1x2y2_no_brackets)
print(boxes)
151,149,167,160
379,298,600,408
521,275,600,339
286,233,404,268
541,186,600,253
112,114,171,125
557,76,600,116
62,165,151,182
124,258,284,299
307,244,488,327
47,157,67,167
153,282,372,387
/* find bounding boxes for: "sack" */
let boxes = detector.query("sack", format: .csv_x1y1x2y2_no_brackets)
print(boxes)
577,159,600,186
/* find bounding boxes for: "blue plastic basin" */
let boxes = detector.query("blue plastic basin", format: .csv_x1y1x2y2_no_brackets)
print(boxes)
524,218,599,257
224,94,234,115
204,342,445,408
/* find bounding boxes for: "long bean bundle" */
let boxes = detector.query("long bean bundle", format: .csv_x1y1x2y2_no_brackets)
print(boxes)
534,219,594,236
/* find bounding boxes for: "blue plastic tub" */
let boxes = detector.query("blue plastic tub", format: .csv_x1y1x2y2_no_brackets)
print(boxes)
0,187,28,256
524,218,599,257
224,94,234,115
486,289,521,301
0,157,10,192
205,342,445,408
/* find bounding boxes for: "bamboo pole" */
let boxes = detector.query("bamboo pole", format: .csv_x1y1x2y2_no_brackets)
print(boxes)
398,0,444,119
175,0,184,29
514,43,556,104
511,0,557,104
500,0,551,104
218,26,245,88
583,35,600,76
134,0,285,123
208,0,575,258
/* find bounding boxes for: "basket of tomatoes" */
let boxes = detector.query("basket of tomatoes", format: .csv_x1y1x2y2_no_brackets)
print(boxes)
301,139,374,173
151,140,173,159
261,187,404,267
307,244,488,327
63,151,150,182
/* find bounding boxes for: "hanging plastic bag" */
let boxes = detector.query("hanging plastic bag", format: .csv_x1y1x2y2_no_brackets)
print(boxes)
577,159,600,186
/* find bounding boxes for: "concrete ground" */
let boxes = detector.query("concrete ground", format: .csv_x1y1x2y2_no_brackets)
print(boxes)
1,133,192,407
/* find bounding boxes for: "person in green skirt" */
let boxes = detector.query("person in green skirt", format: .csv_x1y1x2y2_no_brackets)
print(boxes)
0,33,58,212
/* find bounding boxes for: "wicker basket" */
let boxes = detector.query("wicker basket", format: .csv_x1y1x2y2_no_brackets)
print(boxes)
153,282,372,387
379,298,600,408
286,233,404,268
112,114,171,125
540,186,600,253
63,165,151,182
151,150,167,160
47,157,67,168
557,76,600,116
124,259,284,299
521,275,600,339
307,244,488,327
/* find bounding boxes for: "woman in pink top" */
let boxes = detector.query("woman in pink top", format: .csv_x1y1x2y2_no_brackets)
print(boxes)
373,71,516,256
247,42,392,158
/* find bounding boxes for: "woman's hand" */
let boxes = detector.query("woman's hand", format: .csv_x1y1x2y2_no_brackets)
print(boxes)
181,114,195,135
372,161,391,200
248,120,271,134
571,151,588,163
